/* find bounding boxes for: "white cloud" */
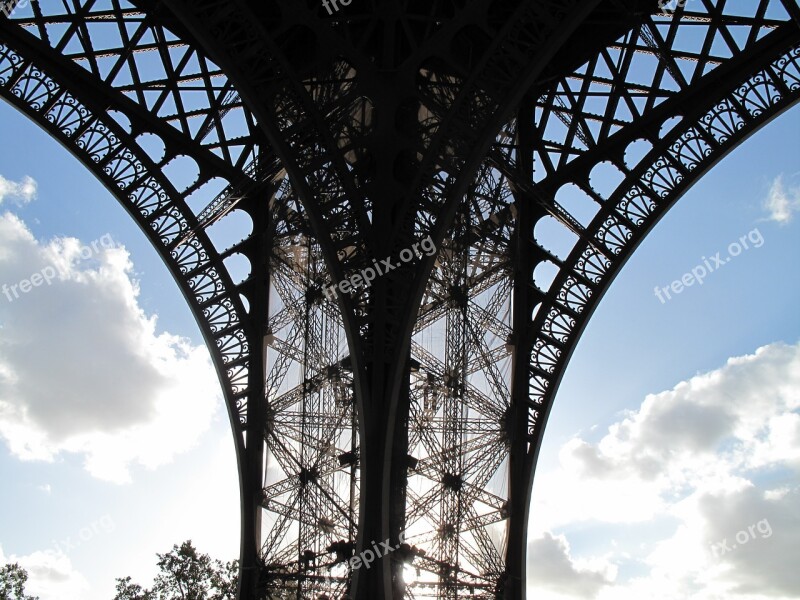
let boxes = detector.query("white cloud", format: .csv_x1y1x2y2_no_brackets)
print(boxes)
0,212,222,483
0,175,37,205
0,545,89,600
763,174,800,224
529,341,800,599
527,532,616,599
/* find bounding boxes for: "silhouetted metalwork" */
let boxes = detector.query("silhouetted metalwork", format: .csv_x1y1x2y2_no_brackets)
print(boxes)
1,1,798,598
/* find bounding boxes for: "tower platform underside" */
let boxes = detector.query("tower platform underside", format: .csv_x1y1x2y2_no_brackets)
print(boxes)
1,0,799,597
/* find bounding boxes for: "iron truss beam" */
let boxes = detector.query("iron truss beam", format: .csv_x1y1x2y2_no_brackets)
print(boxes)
491,8,800,595
148,2,610,598
513,9,800,455
1,2,799,600
0,4,287,592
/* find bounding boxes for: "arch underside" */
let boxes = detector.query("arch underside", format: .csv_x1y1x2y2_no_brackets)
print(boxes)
0,0,272,439
1,1,799,598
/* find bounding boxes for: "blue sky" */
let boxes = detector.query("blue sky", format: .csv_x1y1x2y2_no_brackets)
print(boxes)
0,75,799,600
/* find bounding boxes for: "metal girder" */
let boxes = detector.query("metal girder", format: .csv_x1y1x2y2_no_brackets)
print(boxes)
516,8,800,453
0,5,279,595
1,2,799,600
6,0,267,176
143,2,607,598
493,14,800,598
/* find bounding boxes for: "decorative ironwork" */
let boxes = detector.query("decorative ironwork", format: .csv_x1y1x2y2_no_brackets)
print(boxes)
1,1,798,598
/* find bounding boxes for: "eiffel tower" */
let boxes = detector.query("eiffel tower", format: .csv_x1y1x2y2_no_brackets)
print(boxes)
1,1,798,598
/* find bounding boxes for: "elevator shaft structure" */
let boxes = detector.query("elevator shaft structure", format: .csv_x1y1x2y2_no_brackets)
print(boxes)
1,1,799,598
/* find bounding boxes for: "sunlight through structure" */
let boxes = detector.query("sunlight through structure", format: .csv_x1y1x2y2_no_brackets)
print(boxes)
1,1,799,598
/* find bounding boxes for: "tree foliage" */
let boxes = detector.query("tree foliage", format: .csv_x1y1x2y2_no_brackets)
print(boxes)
113,541,237,600
0,563,38,600
3,541,238,600
113,576,156,600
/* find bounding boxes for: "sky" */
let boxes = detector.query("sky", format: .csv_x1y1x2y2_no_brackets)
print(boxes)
0,55,799,600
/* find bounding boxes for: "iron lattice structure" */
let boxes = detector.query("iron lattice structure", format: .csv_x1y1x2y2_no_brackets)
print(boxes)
1,1,799,598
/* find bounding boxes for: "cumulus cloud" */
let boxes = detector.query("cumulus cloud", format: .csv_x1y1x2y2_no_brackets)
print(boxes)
0,545,89,600
695,486,800,596
529,341,800,599
0,175,37,205
763,175,800,224
527,533,615,599
0,212,222,483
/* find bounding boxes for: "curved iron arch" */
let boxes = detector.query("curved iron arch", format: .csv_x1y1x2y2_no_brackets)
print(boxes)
391,6,800,597
150,3,613,597
0,15,267,587
525,32,800,466
505,27,800,599
0,39,254,429
0,5,362,597
0,1,799,599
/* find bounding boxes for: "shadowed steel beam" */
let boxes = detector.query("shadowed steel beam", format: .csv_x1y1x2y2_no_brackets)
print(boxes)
1,2,799,599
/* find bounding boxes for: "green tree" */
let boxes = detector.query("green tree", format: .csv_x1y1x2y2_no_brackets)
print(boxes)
113,541,237,600
113,576,155,600
0,563,38,600
208,559,238,600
